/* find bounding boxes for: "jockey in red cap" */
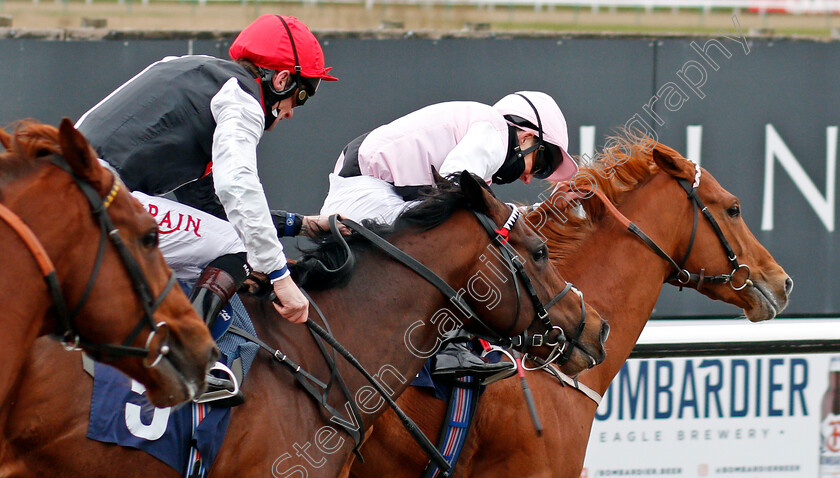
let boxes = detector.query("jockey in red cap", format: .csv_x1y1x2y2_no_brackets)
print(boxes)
229,14,337,130
76,14,337,406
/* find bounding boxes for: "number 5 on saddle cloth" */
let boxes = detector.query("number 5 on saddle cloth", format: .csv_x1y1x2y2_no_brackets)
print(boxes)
85,289,258,477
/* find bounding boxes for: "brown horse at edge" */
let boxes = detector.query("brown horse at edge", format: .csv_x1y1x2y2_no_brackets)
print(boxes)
0,119,216,411
350,139,793,477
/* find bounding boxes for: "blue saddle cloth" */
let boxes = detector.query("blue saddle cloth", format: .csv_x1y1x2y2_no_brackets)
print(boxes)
87,291,259,474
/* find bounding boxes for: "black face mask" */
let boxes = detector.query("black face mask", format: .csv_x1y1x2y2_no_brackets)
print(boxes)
492,127,526,184
492,155,526,184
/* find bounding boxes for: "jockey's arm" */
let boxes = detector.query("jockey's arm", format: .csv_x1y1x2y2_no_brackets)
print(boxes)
438,121,508,183
210,78,308,323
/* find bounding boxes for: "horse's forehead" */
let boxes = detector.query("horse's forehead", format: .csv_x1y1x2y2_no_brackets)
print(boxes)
697,169,737,203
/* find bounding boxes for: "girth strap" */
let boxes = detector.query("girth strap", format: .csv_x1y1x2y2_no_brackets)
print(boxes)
420,376,481,478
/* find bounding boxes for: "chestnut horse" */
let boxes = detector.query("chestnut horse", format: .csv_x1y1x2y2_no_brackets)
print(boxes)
0,119,216,410
350,140,793,477
0,171,608,477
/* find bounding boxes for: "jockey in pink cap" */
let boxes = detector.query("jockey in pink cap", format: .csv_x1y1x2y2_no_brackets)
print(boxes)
491,91,578,184
77,14,337,405
320,91,578,379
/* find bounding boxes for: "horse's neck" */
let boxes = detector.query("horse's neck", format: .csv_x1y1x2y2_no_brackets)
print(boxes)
564,182,686,394
0,178,60,405
255,214,485,415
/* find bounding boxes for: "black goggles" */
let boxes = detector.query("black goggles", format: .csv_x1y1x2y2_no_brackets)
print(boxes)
294,76,321,107
506,115,561,179
532,142,563,179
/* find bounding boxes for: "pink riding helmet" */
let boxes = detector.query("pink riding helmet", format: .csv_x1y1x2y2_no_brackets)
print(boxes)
493,91,579,182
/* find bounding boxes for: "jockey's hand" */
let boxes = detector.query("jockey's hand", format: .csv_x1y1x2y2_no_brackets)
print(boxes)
301,214,351,238
272,275,309,324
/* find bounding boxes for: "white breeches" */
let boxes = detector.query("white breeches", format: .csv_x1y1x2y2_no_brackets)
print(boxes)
320,173,420,225
131,192,246,281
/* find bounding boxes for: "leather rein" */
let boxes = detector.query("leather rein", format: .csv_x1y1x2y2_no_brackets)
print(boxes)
534,165,755,407
570,165,753,292
340,204,586,363
0,155,176,366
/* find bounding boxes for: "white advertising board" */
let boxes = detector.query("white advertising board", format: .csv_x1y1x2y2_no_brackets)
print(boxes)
582,353,837,477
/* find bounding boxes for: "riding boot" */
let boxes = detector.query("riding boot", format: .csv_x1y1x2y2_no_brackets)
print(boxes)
191,254,250,407
430,329,513,381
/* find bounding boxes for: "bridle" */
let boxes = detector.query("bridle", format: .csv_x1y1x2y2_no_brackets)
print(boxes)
330,203,585,361
472,204,594,370
571,162,753,292
0,154,176,366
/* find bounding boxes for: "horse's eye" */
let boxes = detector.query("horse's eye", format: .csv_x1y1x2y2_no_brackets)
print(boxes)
141,230,159,248
532,244,548,262
727,205,741,218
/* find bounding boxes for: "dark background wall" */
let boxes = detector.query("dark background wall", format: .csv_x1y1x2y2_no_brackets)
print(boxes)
1,33,836,318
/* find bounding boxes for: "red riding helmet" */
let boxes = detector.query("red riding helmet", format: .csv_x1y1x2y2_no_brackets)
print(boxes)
229,14,337,82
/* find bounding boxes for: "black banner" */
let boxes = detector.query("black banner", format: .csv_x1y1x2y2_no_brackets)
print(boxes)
1,28,835,317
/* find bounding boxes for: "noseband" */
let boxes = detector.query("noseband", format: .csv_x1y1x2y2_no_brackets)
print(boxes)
0,155,176,366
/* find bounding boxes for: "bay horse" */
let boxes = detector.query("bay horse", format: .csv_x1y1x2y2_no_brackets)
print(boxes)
350,139,793,477
0,171,608,477
0,119,216,410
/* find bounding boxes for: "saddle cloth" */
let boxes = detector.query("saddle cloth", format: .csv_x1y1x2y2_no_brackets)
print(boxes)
87,291,258,475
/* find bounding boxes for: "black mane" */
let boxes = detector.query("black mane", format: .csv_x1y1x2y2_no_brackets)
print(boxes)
291,173,491,290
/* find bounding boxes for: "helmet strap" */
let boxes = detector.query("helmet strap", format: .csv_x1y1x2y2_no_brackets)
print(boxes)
258,69,300,129
515,138,543,159
259,15,305,129
515,93,544,147
512,93,549,172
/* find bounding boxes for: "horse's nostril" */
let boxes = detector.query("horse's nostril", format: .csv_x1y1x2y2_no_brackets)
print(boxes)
784,277,794,296
600,322,610,344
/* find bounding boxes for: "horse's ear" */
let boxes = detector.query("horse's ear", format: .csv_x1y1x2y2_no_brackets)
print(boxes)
58,118,103,186
460,170,490,215
0,126,10,151
651,145,693,180
431,166,445,185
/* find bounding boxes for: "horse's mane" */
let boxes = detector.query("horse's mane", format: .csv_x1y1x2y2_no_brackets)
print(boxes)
0,119,62,184
292,173,488,290
532,136,686,263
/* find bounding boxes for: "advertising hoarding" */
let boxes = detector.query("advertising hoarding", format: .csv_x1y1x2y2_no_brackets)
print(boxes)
583,352,837,477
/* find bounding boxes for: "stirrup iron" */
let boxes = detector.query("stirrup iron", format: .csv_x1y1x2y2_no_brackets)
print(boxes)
194,362,241,404
478,345,518,386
